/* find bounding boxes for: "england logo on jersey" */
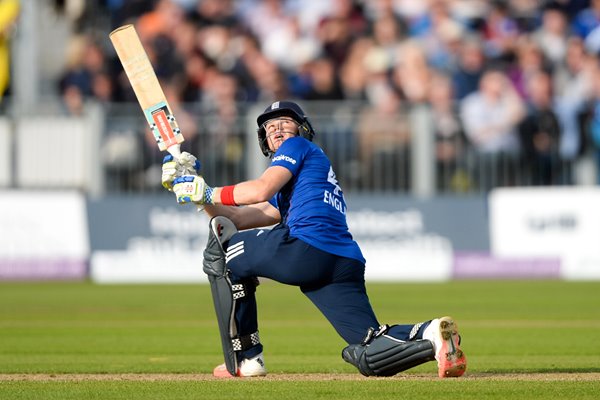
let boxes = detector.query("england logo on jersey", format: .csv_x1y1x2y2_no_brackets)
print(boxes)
327,167,342,196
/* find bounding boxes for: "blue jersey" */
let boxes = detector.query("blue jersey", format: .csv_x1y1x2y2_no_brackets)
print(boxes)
268,136,365,264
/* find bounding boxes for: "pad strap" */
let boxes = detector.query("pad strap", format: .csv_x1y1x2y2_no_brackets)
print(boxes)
231,279,258,300
232,331,261,351
361,324,389,345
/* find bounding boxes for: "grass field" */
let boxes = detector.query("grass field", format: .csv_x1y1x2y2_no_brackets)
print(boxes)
0,280,599,399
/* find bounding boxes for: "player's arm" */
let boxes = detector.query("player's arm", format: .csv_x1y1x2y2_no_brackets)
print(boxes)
203,202,281,230
162,154,286,228
211,166,292,206
187,166,289,228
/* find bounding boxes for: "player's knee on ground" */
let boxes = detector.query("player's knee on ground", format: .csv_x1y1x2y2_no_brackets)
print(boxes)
342,325,435,377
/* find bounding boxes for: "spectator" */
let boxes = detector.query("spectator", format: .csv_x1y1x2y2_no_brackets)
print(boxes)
0,0,19,104
60,34,113,113
187,0,237,27
584,64,600,184
370,10,405,62
170,17,199,59
239,0,294,64
460,67,526,190
197,24,235,69
532,3,570,68
261,16,320,73
507,0,540,32
61,84,85,116
409,0,465,71
518,70,562,186
357,86,411,190
338,37,371,101
90,71,115,106
361,40,393,106
481,0,520,62
427,71,469,192
451,35,486,100
317,14,355,68
571,0,600,40
197,71,244,183
392,0,430,28
328,0,369,37
181,49,214,103
227,32,265,101
448,0,488,30
461,68,525,153
136,0,185,44
553,36,596,182
556,0,591,21
105,0,154,28
392,40,431,105
252,58,290,101
304,56,344,101
283,0,334,38
362,0,400,21
507,36,550,100
554,36,595,108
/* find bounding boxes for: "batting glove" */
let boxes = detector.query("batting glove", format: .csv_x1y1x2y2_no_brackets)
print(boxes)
161,152,201,191
172,175,215,205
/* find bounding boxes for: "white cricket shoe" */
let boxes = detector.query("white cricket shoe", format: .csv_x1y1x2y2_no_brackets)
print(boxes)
213,353,267,378
424,316,467,378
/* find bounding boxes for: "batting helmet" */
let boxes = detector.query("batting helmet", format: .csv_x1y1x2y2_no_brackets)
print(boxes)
256,101,315,157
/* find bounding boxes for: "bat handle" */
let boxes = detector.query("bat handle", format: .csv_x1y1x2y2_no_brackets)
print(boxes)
167,143,203,213
167,144,182,160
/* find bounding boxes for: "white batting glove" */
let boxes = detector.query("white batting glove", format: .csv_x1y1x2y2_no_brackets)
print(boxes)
172,175,215,205
161,152,201,191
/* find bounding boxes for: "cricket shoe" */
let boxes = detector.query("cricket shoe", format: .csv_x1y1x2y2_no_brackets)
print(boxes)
213,353,267,378
426,316,467,378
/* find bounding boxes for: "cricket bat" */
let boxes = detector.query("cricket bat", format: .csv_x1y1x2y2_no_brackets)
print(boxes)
109,24,184,159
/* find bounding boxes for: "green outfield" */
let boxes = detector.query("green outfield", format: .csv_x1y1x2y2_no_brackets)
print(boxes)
0,280,599,399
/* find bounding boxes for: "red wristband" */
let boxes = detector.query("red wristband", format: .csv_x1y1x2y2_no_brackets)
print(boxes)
220,185,237,206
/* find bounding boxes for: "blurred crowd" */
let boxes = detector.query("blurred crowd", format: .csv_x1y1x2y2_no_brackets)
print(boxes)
54,0,600,191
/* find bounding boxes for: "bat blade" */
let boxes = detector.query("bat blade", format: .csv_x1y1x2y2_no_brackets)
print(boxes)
109,24,183,157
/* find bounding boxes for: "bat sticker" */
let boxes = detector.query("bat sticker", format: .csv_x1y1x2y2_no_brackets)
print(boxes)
144,101,181,148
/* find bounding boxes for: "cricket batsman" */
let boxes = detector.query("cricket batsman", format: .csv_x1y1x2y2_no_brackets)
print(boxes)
162,100,467,378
